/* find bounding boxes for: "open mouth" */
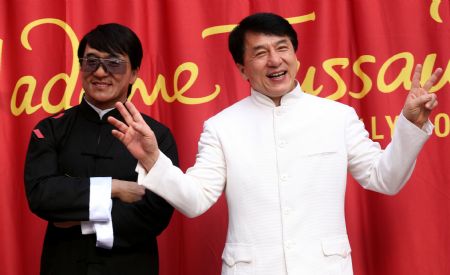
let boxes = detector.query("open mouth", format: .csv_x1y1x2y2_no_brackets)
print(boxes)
92,81,111,88
267,71,287,79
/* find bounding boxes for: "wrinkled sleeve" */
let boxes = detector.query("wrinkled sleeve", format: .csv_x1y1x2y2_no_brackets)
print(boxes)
24,121,91,221
346,109,432,195
137,121,226,218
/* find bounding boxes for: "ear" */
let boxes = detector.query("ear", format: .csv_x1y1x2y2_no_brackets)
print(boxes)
236,63,248,81
130,67,139,84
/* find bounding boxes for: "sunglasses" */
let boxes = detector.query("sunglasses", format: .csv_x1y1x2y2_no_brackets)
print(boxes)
79,57,128,74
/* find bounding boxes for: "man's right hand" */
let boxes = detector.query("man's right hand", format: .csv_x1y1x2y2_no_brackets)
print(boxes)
108,101,160,172
111,179,145,203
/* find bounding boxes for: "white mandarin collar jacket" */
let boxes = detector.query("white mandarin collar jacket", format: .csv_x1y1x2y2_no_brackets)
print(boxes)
137,84,432,275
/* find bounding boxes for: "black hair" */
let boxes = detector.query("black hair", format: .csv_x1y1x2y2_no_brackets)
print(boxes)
228,13,298,65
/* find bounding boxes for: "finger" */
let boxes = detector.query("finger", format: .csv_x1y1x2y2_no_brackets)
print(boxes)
138,185,146,194
107,116,128,132
115,101,135,126
414,93,434,107
111,129,125,141
411,64,422,89
423,67,443,91
425,93,438,110
124,101,146,124
129,120,153,137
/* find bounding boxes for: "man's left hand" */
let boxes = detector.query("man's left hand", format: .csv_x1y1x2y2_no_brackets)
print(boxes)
402,64,442,128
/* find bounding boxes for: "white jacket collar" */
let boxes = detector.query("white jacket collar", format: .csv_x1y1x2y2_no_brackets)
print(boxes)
250,82,304,108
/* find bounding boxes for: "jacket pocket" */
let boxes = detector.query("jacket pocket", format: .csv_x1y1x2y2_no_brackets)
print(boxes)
221,243,253,275
320,235,353,275
321,235,351,258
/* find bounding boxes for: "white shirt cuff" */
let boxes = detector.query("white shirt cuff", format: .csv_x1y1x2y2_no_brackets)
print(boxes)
80,218,114,249
135,151,172,190
89,177,112,221
80,221,95,234
93,215,114,249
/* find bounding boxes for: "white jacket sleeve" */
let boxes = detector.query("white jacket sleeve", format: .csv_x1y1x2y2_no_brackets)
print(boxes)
136,121,226,218
347,109,433,195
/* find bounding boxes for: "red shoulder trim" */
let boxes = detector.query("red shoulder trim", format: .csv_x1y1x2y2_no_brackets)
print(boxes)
52,113,65,119
33,129,44,139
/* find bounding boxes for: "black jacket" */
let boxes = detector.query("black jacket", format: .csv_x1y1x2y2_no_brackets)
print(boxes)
24,99,178,275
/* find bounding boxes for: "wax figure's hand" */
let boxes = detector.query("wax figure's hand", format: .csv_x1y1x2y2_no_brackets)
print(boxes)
53,221,80,228
108,101,160,172
111,179,145,203
402,64,442,128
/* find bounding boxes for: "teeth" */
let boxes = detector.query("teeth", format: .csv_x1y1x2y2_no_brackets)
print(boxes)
268,71,286,78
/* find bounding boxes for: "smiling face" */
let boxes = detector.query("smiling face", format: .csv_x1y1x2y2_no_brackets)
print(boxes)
237,32,299,105
81,44,138,110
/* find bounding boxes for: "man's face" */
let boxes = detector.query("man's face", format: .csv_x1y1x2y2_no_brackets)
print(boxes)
81,44,138,109
237,32,299,105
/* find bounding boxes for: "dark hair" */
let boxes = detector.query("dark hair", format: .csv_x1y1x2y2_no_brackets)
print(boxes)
78,23,143,70
228,13,298,65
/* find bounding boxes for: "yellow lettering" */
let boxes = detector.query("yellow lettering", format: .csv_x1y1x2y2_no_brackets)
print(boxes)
11,76,41,115
371,116,384,140
434,113,449,137
377,52,414,93
130,76,166,105
20,18,80,114
202,24,237,39
202,12,316,39
349,55,376,99
430,0,443,23
301,66,323,96
322,58,349,100
130,62,220,105
173,62,220,104
385,115,398,138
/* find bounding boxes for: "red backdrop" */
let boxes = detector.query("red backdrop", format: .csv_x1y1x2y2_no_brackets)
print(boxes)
1,1,449,274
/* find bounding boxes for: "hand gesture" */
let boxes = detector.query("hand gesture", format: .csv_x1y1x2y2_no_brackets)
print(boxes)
402,64,442,128
111,179,145,203
108,101,160,171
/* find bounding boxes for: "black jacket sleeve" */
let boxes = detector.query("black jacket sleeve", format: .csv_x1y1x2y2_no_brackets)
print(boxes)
24,117,91,222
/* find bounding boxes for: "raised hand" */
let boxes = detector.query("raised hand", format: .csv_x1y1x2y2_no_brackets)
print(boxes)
402,64,442,128
108,101,160,171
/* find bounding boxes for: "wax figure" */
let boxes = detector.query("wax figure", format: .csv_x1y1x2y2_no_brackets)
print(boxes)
24,23,178,275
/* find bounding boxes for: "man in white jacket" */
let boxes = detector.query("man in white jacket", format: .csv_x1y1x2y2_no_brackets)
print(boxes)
108,13,442,275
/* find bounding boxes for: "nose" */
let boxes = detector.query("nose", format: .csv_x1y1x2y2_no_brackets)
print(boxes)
93,62,109,76
267,50,282,67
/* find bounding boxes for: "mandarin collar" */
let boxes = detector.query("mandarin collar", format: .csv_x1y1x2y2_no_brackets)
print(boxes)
250,82,304,108
79,98,122,122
